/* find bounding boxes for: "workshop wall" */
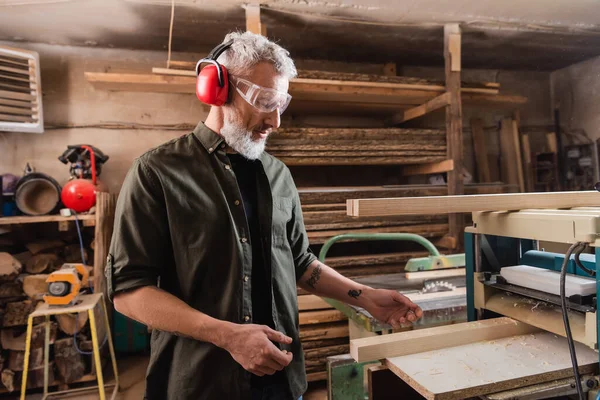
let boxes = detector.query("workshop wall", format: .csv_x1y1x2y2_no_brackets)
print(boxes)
0,40,553,194
551,55,600,142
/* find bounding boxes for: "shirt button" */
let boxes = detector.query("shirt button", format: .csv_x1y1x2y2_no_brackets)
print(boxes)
221,143,226,149
225,165,231,170
243,275,249,282
234,200,240,206
241,237,247,243
244,315,250,322
208,147,213,152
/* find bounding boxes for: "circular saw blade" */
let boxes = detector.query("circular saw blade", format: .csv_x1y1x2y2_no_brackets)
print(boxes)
420,280,456,294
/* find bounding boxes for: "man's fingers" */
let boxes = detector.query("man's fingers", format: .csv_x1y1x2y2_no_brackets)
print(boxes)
268,346,293,367
264,327,293,344
260,356,285,372
407,311,417,322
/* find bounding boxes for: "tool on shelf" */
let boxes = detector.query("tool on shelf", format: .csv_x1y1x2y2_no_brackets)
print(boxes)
59,145,109,213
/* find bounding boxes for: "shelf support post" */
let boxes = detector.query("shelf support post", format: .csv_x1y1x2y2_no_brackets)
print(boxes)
445,23,464,248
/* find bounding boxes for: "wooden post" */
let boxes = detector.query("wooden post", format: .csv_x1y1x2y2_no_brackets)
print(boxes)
245,4,267,36
444,24,464,246
93,192,117,300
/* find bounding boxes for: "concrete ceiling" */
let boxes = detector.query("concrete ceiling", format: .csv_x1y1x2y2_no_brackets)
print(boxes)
1,0,600,70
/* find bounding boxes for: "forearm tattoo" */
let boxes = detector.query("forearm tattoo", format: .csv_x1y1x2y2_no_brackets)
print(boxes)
348,289,362,299
306,264,322,289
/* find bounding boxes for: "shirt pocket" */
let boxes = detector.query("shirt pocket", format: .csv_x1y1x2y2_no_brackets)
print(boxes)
272,196,293,246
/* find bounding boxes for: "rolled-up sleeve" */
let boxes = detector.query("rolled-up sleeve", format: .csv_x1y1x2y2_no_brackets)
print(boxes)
286,176,317,281
105,158,170,302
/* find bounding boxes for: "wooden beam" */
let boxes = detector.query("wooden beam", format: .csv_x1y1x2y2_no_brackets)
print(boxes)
521,133,534,192
350,317,537,362
403,159,454,176
512,119,525,192
299,309,346,325
346,190,600,217
444,24,464,245
245,4,267,36
388,92,450,125
470,118,491,183
298,295,332,311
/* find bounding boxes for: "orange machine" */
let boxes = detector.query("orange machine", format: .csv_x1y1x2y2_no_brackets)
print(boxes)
43,263,90,306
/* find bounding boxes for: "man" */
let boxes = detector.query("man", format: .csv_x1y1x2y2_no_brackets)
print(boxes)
106,31,422,400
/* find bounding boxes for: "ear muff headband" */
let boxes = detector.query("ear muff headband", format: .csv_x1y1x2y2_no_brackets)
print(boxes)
195,40,234,87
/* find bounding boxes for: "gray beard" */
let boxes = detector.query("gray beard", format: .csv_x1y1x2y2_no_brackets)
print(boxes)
220,113,266,160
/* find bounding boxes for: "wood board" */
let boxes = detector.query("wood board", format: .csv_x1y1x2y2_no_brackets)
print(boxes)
384,331,599,400
346,191,600,217
350,317,536,362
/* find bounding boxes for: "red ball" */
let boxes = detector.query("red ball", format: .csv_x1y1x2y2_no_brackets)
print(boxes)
61,179,97,213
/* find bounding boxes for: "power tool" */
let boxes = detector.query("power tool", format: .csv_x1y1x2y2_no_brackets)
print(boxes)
43,263,90,306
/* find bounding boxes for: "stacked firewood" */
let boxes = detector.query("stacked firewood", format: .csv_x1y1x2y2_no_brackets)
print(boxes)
0,232,98,393
267,128,447,166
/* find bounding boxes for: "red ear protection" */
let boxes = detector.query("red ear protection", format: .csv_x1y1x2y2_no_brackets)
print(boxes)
195,40,234,106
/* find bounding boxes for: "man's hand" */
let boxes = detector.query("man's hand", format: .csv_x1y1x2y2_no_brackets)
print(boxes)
363,289,423,329
221,324,293,377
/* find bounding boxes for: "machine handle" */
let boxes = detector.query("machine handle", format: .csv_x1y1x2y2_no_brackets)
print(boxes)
80,145,97,185
318,233,441,262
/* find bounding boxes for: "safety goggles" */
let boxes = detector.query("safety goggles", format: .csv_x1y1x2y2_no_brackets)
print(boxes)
231,77,292,114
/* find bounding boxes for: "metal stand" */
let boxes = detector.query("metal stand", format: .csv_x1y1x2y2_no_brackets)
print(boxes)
20,293,119,400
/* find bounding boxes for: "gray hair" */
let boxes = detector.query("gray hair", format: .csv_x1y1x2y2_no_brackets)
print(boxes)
216,31,297,80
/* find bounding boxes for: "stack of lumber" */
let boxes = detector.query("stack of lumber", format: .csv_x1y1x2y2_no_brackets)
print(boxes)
296,70,500,93
298,294,348,382
266,128,446,166
0,231,98,393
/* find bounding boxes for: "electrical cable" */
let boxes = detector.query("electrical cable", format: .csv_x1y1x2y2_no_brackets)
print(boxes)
561,241,588,400
574,244,595,276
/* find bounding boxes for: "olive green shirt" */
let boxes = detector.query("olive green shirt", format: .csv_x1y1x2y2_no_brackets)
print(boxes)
105,121,317,400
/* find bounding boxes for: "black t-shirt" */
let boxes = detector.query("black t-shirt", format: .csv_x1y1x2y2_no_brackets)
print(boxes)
228,153,284,388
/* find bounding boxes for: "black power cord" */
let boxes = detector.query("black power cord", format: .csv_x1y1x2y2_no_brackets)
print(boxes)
561,241,588,400
574,244,596,277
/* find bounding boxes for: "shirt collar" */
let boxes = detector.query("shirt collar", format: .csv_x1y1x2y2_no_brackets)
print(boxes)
192,121,226,154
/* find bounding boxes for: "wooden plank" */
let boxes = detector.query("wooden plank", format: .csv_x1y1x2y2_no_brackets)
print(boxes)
404,268,465,280
278,156,446,166
521,133,533,192
298,295,332,311
0,214,95,226
388,92,450,125
384,331,598,400
245,4,267,36
470,118,491,183
403,160,454,176
444,24,464,244
511,119,525,192
350,317,536,362
152,67,195,77
346,190,600,217
300,322,349,341
93,193,117,299
300,309,346,325
448,34,461,72
306,371,327,382
500,118,519,188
